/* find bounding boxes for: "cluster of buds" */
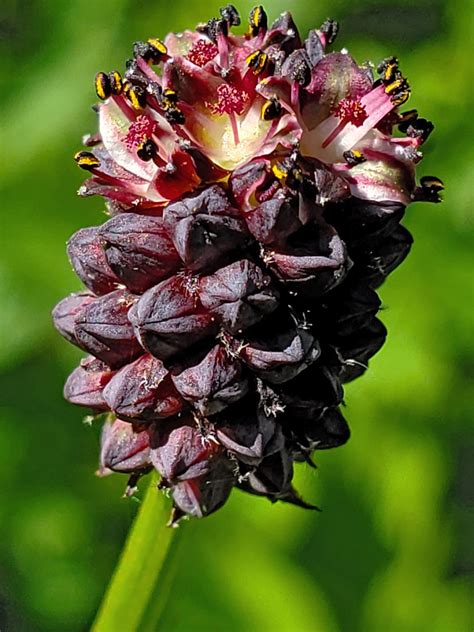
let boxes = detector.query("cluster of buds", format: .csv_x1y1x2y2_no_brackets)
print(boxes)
53,5,442,524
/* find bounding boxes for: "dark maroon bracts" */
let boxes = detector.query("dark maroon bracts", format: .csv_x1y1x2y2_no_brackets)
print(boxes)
53,5,442,524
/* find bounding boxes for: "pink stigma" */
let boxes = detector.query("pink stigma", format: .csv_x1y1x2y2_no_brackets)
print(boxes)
125,115,158,149
187,40,218,67
208,84,249,116
332,98,368,127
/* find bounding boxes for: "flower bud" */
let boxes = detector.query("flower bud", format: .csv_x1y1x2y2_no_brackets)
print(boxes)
102,354,183,422
67,227,120,295
99,214,181,293
74,289,142,368
52,291,96,345
199,260,279,334
163,185,249,272
64,356,115,410
99,418,151,474
150,421,219,483
171,344,248,415
129,274,217,362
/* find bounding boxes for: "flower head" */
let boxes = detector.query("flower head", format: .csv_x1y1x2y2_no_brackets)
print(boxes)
54,5,442,524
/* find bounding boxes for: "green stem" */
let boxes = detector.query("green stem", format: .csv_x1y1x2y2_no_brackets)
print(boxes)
92,474,178,632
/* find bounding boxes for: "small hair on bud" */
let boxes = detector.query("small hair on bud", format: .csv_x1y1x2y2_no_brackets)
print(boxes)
74,150,100,170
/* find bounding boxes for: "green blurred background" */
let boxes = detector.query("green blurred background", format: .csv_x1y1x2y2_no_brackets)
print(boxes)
0,0,472,630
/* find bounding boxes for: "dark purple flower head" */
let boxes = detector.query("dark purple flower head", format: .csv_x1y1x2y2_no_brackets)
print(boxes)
54,5,441,523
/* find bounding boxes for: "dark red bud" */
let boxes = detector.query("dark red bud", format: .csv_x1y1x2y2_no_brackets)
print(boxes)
238,447,293,499
102,353,183,422
129,275,217,361
99,214,181,293
295,406,350,451
74,289,142,369
169,459,235,522
243,197,301,246
64,355,115,410
171,345,248,415
67,227,120,295
268,222,348,297
99,418,151,474
215,397,284,464
199,260,279,334
52,291,96,346
277,365,343,413
229,159,274,209
150,421,219,483
335,317,387,382
319,282,381,336
239,310,320,384
164,185,249,272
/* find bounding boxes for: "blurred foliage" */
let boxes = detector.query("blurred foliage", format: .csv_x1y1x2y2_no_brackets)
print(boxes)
0,0,472,630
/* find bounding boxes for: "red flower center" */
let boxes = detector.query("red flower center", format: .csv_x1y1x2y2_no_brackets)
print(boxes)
125,115,158,149
332,98,368,127
187,40,218,67
208,84,249,116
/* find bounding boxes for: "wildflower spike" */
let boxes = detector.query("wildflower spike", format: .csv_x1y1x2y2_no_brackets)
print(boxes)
54,5,441,524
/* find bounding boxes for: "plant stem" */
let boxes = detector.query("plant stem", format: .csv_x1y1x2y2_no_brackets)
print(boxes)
92,474,178,632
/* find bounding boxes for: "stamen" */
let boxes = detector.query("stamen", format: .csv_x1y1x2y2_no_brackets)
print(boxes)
343,149,366,166
124,84,147,110
377,56,399,82
418,176,444,203
187,40,218,67
133,40,167,65
74,151,100,170
318,19,339,47
74,152,131,188
95,72,111,100
109,71,123,95
248,6,267,37
261,97,282,120
164,107,185,124
147,38,168,56
398,109,418,125
246,50,268,75
420,176,444,192
216,19,230,68
161,88,178,108
220,4,241,26
403,117,434,144
137,138,158,161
